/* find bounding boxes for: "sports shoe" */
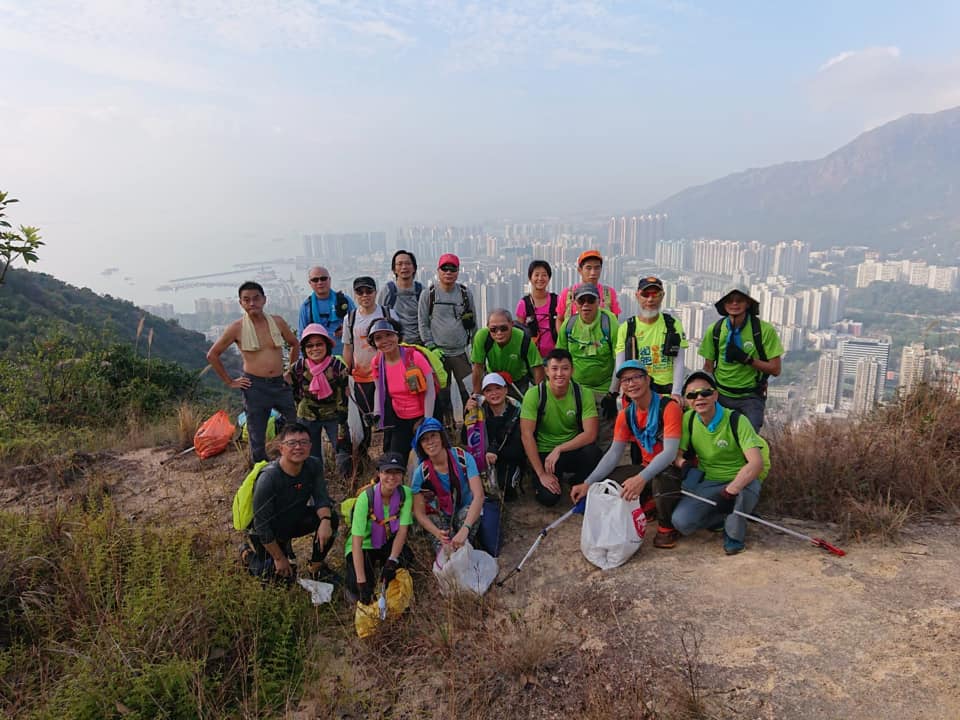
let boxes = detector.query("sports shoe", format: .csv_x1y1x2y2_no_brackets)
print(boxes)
723,531,745,555
653,528,680,549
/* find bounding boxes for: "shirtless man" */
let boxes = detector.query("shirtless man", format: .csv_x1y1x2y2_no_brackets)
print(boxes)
207,281,300,462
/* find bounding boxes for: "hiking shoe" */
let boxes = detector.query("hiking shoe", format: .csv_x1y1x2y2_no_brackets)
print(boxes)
653,528,680,549
723,531,745,555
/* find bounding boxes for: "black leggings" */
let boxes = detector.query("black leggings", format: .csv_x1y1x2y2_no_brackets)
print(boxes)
345,544,414,595
533,444,603,507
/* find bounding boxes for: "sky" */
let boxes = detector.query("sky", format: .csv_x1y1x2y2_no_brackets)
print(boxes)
2,0,959,307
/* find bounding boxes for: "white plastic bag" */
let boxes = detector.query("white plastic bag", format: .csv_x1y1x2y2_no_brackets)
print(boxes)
297,578,334,605
580,479,644,570
433,541,498,596
347,377,365,446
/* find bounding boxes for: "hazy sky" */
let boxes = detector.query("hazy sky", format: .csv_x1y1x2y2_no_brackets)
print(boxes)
3,0,959,306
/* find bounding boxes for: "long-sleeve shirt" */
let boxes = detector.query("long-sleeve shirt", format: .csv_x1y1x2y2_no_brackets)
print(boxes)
252,457,332,545
417,283,475,356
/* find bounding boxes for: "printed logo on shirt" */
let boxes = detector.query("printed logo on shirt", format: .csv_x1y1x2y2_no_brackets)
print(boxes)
566,409,576,417
715,439,729,449
743,340,756,352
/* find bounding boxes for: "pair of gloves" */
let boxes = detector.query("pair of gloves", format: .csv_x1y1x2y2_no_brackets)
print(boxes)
725,343,753,366
356,558,400,604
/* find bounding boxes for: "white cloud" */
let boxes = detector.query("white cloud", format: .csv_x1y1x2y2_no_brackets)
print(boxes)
819,46,900,73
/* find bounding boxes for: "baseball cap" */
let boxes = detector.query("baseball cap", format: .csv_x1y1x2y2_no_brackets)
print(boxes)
353,276,376,291
377,451,407,472
573,282,600,301
682,370,718,393
481,372,507,390
577,249,603,267
616,360,649,379
637,276,664,292
438,253,460,269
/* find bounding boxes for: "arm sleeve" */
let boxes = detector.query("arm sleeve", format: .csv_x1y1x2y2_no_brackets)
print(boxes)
418,288,434,346
640,436,680,480
671,348,685,395
583,440,629,485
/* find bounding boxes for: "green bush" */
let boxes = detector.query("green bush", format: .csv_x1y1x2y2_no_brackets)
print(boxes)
0,498,313,719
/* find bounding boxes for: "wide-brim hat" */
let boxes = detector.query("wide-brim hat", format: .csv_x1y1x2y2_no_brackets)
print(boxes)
714,288,760,317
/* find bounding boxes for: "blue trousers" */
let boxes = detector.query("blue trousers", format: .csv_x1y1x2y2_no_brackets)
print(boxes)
672,472,761,543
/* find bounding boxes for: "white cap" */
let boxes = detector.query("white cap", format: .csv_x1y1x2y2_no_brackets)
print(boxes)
481,372,507,390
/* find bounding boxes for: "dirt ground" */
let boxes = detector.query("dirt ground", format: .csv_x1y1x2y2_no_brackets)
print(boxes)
3,445,958,720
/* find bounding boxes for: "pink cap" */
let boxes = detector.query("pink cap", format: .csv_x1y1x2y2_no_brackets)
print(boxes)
437,253,460,269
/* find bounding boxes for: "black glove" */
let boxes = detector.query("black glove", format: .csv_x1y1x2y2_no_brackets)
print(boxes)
357,580,373,605
725,343,752,365
600,392,619,420
380,558,399,584
715,488,737,514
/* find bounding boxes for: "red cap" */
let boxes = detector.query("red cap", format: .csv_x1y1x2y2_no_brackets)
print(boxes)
438,253,460,269
577,249,603,267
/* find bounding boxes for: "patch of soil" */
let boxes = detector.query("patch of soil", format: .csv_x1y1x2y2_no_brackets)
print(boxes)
4,446,959,719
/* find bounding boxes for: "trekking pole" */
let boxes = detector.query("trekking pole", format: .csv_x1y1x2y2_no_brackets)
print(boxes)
161,446,196,465
496,498,586,587
680,490,846,557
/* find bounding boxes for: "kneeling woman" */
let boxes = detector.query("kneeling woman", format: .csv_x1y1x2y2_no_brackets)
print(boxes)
672,371,769,555
411,418,485,553
345,452,415,605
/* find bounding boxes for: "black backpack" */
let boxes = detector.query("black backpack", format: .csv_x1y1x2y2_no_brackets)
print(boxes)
710,315,768,394
625,312,680,361
427,283,475,331
383,280,423,308
521,293,559,343
483,330,533,378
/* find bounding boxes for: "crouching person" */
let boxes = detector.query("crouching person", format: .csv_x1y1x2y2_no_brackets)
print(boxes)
672,371,769,555
411,418,485,554
246,423,339,580
570,360,685,549
344,452,415,605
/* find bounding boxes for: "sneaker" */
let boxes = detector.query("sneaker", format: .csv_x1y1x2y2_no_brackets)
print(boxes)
723,531,745,555
653,528,680,549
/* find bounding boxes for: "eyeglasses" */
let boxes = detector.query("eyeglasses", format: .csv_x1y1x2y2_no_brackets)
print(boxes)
488,324,511,333
575,296,598,305
639,290,663,299
309,276,329,283
619,374,647,385
354,287,375,295
303,342,327,350
439,264,459,272
281,439,311,448
684,388,715,400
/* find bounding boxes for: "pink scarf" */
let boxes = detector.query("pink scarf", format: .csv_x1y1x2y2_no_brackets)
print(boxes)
306,357,334,399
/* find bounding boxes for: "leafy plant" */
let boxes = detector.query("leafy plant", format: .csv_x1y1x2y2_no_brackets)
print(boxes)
0,191,43,286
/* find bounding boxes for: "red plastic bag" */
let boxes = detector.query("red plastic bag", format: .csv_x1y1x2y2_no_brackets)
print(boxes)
194,410,236,459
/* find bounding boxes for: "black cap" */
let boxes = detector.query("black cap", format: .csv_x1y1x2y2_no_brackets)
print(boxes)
682,371,718,394
377,451,406,472
637,276,664,292
353,276,376,291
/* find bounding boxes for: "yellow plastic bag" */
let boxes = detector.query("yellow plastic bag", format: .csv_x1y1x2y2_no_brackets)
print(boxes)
354,568,413,638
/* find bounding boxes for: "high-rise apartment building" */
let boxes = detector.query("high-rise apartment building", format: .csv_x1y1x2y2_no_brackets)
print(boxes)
852,358,882,415
899,343,935,395
838,337,890,404
815,352,842,409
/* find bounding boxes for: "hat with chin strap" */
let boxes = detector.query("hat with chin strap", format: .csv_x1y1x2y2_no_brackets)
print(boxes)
715,288,760,317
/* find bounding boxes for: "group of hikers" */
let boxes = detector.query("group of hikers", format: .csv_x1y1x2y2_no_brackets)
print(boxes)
206,248,784,604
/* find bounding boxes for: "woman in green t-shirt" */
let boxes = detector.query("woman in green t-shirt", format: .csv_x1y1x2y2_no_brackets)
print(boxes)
672,371,766,555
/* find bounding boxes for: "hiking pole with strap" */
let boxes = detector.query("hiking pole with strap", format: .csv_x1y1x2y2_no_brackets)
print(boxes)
680,490,846,556
496,498,586,587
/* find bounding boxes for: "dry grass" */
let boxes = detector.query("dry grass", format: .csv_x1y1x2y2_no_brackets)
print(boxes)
762,382,960,538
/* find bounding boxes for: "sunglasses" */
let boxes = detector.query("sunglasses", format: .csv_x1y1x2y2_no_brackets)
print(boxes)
684,388,715,400
439,264,459,272
488,324,511,333
303,342,327,350
639,289,663,298
281,439,311,448
310,276,329,283
354,287,375,295
576,296,598,304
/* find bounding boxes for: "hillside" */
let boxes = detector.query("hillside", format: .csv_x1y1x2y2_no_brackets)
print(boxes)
0,268,212,369
651,105,960,257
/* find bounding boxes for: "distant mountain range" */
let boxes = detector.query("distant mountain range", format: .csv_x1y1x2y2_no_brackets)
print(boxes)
0,268,213,369
649,105,960,259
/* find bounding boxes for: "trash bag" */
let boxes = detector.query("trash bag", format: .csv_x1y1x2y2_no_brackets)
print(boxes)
433,541,498,596
477,498,503,557
347,378,364,446
354,568,414,638
580,479,643,570
194,410,236,459
239,410,281,444
297,578,334,605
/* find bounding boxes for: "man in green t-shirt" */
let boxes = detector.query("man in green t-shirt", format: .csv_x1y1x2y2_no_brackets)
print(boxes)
470,308,544,397
699,288,783,431
556,283,619,450
520,348,602,507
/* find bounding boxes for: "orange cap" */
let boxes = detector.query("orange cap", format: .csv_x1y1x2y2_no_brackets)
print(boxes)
577,249,603,267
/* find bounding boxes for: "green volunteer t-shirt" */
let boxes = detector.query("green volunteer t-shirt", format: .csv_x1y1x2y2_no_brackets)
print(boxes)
344,484,414,554
699,316,784,397
615,313,688,389
520,382,597,453
679,407,765,483
555,309,619,394
470,327,542,383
